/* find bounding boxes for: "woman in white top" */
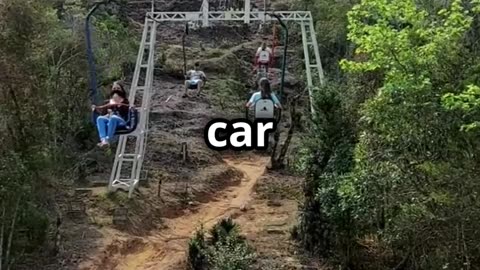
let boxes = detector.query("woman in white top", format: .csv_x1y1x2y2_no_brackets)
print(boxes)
246,78,282,109
255,42,273,72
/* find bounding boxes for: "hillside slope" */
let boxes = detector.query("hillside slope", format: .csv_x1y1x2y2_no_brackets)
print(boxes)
23,2,317,269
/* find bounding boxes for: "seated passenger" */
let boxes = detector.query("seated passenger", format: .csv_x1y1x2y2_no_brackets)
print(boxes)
92,91,130,147
109,81,126,104
184,62,207,98
246,78,282,109
255,42,273,72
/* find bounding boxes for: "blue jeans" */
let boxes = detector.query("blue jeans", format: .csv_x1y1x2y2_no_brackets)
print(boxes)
96,115,126,141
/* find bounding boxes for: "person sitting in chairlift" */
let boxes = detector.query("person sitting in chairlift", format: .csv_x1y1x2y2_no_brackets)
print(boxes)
109,81,127,104
255,42,273,72
92,91,130,147
184,62,207,98
246,78,282,109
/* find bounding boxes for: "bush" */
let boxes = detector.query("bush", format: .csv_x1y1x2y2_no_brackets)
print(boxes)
297,0,480,268
188,227,208,270
187,218,255,270
0,0,138,267
206,234,255,270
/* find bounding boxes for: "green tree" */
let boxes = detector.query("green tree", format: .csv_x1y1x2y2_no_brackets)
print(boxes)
0,0,137,268
295,0,358,78
299,0,480,268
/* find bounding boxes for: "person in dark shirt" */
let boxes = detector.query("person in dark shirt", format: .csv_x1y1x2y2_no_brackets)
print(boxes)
92,91,130,147
111,81,127,98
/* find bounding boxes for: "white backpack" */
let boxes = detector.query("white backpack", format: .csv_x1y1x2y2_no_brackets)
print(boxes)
258,50,270,63
254,99,275,119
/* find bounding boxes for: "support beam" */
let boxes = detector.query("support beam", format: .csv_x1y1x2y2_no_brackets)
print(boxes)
309,20,325,86
149,11,312,22
263,0,267,23
108,18,157,198
202,0,209,27
300,22,315,115
245,0,251,24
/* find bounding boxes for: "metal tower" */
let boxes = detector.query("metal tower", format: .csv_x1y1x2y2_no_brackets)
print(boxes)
108,17,157,197
148,7,325,111
108,1,324,198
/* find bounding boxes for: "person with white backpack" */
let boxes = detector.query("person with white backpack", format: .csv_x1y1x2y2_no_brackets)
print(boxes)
246,78,281,109
255,41,273,75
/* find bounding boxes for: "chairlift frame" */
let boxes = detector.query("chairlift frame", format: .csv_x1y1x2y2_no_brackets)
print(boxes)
86,0,324,198
85,0,139,136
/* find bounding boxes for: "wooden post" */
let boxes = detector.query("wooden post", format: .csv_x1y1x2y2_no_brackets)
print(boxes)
157,176,162,199
113,207,128,226
181,142,188,162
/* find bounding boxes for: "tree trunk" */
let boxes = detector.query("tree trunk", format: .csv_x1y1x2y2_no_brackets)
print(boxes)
276,125,294,166
269,130,280,169
0,204,5,270
53,216,62,256
270,96,300,169
276,105,300,166
5,198,20,270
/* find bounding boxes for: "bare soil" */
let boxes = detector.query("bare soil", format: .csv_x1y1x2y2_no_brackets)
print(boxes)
76,154,323,270
79,155,268,270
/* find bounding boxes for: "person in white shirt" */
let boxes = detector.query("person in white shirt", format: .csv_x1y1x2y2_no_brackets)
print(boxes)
246,78,282,109
184,62,207,98
255,42,273,72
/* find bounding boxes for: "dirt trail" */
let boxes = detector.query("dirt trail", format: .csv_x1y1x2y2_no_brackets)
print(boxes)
108,155,269,270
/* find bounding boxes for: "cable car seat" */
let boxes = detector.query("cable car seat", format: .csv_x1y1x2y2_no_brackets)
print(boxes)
92,107,139,136
186,77,207,90
187,80,200,90
245,94,281,124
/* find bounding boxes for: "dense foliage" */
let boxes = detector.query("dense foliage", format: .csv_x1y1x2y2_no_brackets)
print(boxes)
298,0,480,269
0,0,136,268
188,218,255,270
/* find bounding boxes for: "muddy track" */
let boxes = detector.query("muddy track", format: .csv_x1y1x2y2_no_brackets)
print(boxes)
82,155,268,270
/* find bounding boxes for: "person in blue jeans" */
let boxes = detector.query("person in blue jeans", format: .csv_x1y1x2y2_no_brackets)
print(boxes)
92,91,130,147
246,78,282,109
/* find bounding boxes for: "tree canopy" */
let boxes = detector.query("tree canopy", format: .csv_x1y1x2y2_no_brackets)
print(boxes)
298,0,480,268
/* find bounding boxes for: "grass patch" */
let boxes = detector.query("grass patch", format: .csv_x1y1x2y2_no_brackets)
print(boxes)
160,44,250,79
256,182,303,202
206,78,250,114
90,190,130,212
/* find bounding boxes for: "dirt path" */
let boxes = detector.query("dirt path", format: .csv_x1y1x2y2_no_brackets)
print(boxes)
87,155,269,270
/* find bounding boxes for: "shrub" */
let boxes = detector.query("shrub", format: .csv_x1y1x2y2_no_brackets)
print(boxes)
187,218,255,270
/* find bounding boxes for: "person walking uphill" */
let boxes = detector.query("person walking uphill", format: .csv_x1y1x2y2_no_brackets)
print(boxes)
92,91,130,147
